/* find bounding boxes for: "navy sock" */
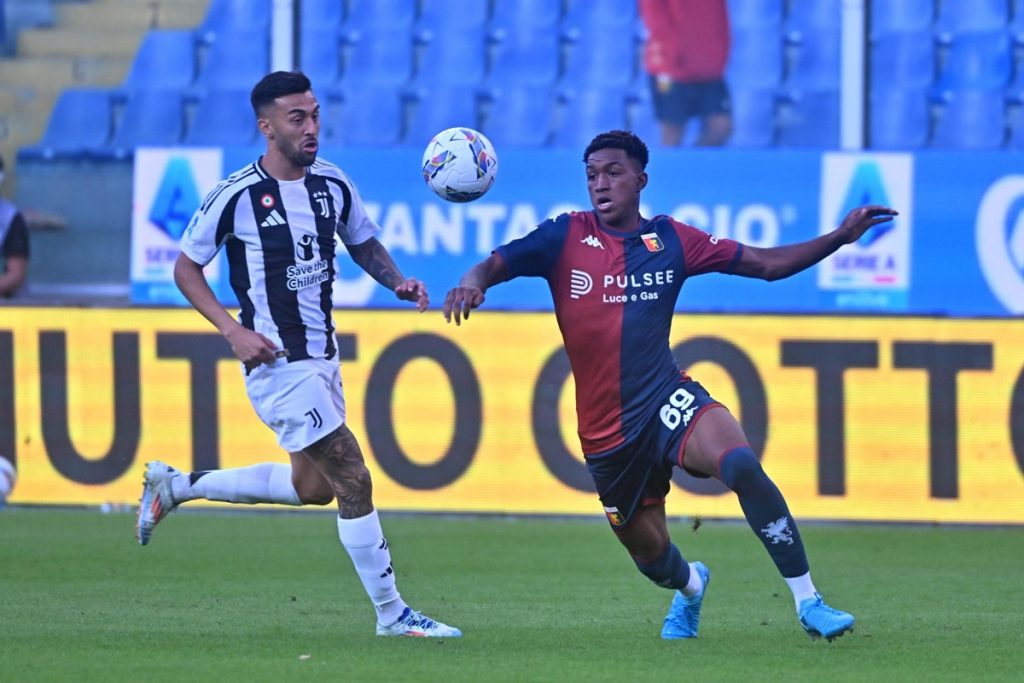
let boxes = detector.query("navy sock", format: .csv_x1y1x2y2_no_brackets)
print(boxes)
719,446,810,578
634,542,690,590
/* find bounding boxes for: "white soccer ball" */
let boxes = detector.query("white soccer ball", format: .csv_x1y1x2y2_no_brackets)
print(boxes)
0,455,16,509
421,127,498,203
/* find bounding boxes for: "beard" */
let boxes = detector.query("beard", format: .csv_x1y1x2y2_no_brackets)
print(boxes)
281,138,317,168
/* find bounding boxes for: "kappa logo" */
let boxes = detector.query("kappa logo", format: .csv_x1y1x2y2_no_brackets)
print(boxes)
569,269,593,299
580,234,604,249
760,516,795,545
261,209,285,227
976,175,1024,314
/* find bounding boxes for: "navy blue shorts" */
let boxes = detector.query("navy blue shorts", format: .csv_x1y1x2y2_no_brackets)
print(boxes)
650,77,732,126
585,379,722,530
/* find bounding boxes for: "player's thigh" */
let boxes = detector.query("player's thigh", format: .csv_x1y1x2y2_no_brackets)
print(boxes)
289,450,334,504
682,406,750,479
615,503,670,560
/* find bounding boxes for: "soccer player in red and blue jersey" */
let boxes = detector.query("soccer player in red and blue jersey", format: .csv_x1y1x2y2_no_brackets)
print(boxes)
443,130,897,641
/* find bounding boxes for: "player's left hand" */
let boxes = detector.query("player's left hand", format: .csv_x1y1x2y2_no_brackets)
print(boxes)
837,205,899,244
395,277,429,311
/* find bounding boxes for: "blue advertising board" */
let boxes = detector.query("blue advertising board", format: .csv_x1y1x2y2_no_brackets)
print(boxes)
130,146,1024,317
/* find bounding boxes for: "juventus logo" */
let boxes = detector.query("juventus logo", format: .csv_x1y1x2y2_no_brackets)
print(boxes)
312,190,331,219
305,407,323,429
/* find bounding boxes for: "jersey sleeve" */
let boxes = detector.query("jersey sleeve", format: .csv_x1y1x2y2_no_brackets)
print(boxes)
1,212,29,258
330,167,380,246
671,218,743,276
494,214,569,279
179,181,236,266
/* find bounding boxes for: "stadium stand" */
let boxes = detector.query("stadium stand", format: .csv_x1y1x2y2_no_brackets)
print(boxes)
110,89,187,157
481,84,556,148
785,27,841,91
194,28,270,91
340,24,414,87
727,0,783,31
123,30,198,92
405,84,480,145
21,87,113,159
931,88,1007,149
196,0,271,44
784,0,841,45
871,30,936,89
552,85,629,148
490,0,561,32
777,89,840,148
563,0,636,33
344,0,416,32
870,0,935,38
413,19,486,87
934,0,1009,44
183,88,259,146
487,25,560,87
561,25,635,89
418,0,488,35
933,30,1013,93
870,86,931,149
300,27,343,89
322,84,404,147
726,24,784,89
299,0,346,34
729,87,777,148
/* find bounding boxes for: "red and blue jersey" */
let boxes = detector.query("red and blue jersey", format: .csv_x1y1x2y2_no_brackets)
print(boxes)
496,211,742,455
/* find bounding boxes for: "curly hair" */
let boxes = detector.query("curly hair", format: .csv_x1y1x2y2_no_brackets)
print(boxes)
583,130,650,170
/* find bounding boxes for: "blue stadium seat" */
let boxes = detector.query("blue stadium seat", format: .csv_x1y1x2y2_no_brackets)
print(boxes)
727,0,783,30
418,0,488,36
932,89,1006,149
777,89,839,148
197,0,271,43
195,29,270,91
481,85,556,147
299,0,345,34
870,87,931,149
300,28,342,88
785,30,841,90
184,89,258,146
322,85,404,147
628,85,663,146
935,0,1008,43
1009,114,1024,148
341,25,414,87
871,30,935,89
561,26,635,88
552,86,629,148
487,28,560,87
1012,0,1024,44
23,88,113,159
870,0,935,38
123,30,196,91
405,84,481,146
110,90,186,156
726,25,784,88
934,31,1013,93
413,23,486,87
491,0,561,32
344,0,416,32
728,87,777,148
563,0,636,34
784,0,840,44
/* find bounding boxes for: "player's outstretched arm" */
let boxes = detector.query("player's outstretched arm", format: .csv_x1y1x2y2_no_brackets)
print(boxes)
173,253,279,369
443,253,509,326
346,237,428,311
733,205,898,281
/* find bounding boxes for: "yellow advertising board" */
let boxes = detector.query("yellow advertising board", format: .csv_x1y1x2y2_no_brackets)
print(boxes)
1,308,1022,524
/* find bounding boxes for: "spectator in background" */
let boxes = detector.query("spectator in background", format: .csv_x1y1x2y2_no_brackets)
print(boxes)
639,0,733,147
0,154,30,298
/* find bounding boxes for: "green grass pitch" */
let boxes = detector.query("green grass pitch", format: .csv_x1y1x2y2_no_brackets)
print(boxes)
1,508,1021,682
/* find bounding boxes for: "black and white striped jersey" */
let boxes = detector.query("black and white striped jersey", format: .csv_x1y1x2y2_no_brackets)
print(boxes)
180,157,379,362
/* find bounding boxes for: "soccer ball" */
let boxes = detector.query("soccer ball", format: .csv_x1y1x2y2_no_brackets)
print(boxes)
421,127,498,202
0,455,16,509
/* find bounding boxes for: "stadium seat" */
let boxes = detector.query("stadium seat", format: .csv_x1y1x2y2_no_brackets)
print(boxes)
340,25,414,88
197,0,271,43
563,0,637,34
785,30,841,90
418,0,488,36
934,31,1013,93
726,25,784,88
1009,115,1024,148
784,0,840,44
727,0,783,30
24,88,113,159
405,84,481,146
871,30,935,89
123,30,196,92
110,89,186,156
413,22,486,87
561,26,635,88
870,87,931,149
491,0,561,32
321,85,404,147
300,28,342,89
344,0,416,32
777,89,839,148
870,0,935,38
1012,0,1024,44
184,89,258,147
728,87,777,148
481,85,556,148
551,86,629,148
628,86,663,146
195,29,270,91
487,28,560,87
935,0,1008,43
931,88,1007,149
299,0,345,34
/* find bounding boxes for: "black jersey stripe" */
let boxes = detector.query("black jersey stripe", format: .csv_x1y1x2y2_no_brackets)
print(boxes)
200,165,257,214
305,173,338,359
324,175,353,227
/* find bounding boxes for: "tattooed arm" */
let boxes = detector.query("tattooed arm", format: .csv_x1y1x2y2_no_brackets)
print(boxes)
346,237,429,311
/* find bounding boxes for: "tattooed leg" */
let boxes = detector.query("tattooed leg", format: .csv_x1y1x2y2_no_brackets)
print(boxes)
303,424,374,518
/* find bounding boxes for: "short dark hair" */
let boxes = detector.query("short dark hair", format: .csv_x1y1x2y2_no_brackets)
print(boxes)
583,130,649,170
250,71,313,116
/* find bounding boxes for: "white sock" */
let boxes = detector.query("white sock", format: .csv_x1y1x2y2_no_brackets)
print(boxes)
337,510,407,625
681,562,704,597
171,463,302,505
785,572,818,611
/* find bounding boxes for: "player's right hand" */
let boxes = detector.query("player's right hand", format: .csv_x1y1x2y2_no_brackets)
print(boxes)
442,285,485,326
225,326,280,370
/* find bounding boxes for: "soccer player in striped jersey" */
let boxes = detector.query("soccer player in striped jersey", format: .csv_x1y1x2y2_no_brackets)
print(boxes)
136,71,460,638
443,130,897,642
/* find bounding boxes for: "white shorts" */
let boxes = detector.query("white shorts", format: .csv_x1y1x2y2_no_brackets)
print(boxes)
244,357,346,452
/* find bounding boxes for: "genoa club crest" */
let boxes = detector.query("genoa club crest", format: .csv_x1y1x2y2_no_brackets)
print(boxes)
641,232,664,252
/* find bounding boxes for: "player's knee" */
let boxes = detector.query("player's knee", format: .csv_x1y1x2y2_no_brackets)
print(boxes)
719,446,766,492
634,542,686,589
296,481,333,506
